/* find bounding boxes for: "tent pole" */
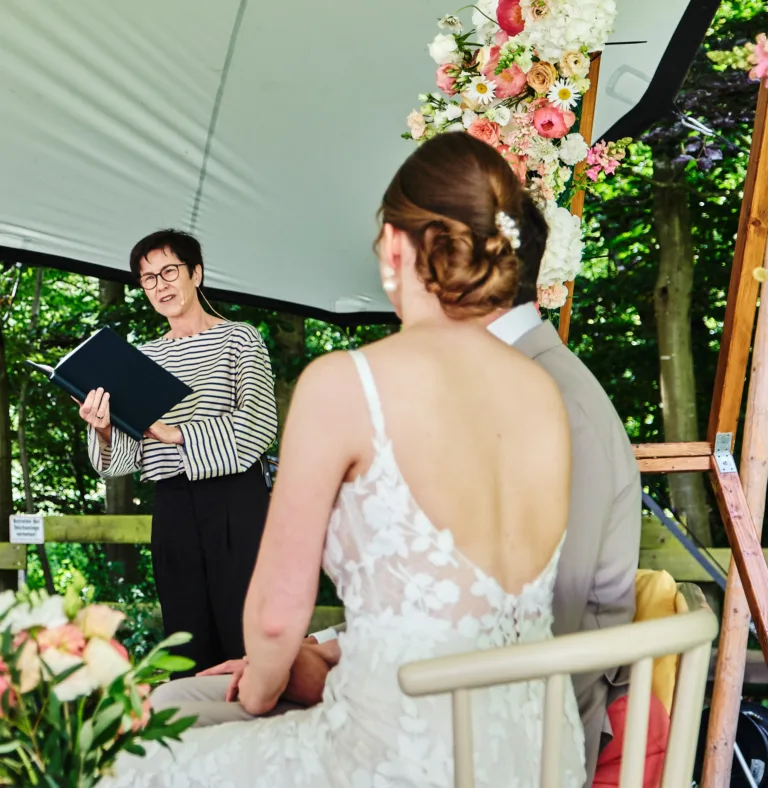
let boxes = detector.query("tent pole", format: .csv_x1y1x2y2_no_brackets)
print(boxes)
557,54,601,345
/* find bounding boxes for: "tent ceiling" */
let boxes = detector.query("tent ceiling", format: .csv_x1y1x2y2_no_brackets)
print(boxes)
0,0,719,323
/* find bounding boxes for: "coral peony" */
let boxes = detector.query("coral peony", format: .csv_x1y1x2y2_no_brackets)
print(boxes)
532,106,575,139
436,64,459,95
468,117,501,146
482,47,528,98
497,0,525,36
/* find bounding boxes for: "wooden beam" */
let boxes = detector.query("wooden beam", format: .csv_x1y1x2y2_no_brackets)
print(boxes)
43,515,151,544
703,244,768,788
707,81,768,444
0,543,26,571
632,442,712,459
637,456,711,474
557,54,601,344
709,461,768,663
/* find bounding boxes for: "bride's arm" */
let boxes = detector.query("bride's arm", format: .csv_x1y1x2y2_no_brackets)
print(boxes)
237,353,361,716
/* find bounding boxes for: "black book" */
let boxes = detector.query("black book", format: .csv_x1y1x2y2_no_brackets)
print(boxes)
27,327,194,442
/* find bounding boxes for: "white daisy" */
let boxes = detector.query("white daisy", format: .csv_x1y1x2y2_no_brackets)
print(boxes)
465,76,497,106
547,79,581,111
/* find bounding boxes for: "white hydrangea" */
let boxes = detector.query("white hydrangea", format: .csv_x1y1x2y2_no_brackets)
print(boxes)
538,201,583,288
428,33,461,65
527,135,559,165
521,0,617,63
472,0,500,43
558,133,589,165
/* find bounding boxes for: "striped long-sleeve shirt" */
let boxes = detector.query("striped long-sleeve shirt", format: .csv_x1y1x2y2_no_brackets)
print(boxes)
87,321,278,482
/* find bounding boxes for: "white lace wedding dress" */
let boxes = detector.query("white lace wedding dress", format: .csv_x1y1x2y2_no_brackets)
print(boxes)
102,351,586,788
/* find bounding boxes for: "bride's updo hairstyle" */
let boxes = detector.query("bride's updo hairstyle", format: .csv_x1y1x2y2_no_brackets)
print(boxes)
379,133,530,318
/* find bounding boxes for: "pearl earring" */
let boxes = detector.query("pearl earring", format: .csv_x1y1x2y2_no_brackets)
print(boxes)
382,266,397,293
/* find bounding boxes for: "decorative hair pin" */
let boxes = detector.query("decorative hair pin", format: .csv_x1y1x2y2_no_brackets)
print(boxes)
495,211,521,250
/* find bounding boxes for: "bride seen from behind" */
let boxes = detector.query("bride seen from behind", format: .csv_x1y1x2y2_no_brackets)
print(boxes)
103,133,586,787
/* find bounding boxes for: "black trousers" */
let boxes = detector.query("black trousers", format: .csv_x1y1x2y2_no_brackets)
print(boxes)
151,462,269,676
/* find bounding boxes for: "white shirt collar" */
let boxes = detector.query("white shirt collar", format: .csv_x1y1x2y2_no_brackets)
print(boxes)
487,303,542,346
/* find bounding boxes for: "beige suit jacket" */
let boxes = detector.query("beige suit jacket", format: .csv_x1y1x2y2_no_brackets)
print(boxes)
514,321,641,784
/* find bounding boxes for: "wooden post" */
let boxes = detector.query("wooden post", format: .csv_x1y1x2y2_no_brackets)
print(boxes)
702,240,768,787
557,54,602,344
707,82,768,444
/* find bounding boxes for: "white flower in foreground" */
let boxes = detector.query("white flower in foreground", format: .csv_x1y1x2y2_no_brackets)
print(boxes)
77,603,125,641
558,132,588,165
428,33,461,65
83,638,131,688
465,76,497,106
0,590,15,620
7,595,68,634
473,0,500,42
527,135,559,165
438,14,462,34
42,649,96,702
548,78,580,111
538,201,583,289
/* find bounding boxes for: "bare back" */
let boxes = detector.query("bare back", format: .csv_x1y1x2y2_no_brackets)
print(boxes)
345,323,571,596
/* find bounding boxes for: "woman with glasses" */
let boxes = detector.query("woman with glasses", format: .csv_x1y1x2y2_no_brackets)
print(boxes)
78,229,278,675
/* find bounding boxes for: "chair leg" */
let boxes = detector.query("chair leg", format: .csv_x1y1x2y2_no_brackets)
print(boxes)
661,642,713,788
452,689,475,788
619,658,653,788
541,674,566,788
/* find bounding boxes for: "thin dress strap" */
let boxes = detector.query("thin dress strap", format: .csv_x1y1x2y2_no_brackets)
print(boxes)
348,350,387,441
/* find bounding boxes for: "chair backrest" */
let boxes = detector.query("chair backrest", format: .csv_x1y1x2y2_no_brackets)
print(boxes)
398,586,718,788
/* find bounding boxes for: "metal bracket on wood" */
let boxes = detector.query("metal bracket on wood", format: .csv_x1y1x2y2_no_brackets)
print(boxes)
715,433,738,474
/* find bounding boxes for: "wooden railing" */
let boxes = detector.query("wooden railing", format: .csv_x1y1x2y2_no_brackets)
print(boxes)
0,514,744,584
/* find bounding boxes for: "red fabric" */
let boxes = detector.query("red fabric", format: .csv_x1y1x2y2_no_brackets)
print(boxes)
592,694,671,787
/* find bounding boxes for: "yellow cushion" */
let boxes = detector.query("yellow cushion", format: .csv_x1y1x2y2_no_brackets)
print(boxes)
633,569,679,714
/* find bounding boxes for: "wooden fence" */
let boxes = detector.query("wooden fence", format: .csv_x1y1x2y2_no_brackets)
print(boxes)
0,514,750,583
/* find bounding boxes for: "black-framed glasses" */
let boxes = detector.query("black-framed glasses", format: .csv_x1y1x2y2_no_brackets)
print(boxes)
139,264,184,291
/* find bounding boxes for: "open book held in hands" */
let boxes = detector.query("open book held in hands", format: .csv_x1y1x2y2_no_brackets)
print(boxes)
27,326,194,441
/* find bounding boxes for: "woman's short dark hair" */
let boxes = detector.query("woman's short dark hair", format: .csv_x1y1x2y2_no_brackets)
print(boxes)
129,229,204,286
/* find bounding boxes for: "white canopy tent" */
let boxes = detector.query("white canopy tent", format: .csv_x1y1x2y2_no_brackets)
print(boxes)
0,0,719,323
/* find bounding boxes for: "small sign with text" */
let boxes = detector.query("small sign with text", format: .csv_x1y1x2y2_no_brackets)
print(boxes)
10,514,45,544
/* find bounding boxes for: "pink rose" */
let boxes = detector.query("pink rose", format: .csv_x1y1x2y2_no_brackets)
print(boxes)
497,145,528,184
497,0,525,36
468,117,501,147
482,47,528,99
532,106,575,139
37,624,86,657
494,31,510,47
436,64,459,96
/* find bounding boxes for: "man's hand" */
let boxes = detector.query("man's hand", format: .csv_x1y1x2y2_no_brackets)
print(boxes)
197,659,246,678
145,420,183,445
282,640,341,707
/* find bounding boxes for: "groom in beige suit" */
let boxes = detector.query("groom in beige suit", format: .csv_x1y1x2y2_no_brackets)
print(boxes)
153,198,641,786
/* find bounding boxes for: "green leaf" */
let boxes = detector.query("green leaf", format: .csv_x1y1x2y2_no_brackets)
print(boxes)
151,655,195,673
91,703,125,745
154,632,192,651
77,719,94,755
121,741,146,757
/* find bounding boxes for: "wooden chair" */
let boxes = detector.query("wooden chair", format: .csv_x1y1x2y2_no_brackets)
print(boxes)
398,583,718,788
